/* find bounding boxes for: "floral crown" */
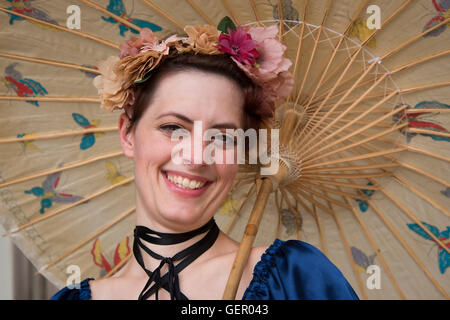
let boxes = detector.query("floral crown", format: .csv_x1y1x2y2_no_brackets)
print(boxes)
93,17,294,118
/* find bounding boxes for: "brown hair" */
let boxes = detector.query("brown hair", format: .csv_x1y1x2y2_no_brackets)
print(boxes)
126,52,270,133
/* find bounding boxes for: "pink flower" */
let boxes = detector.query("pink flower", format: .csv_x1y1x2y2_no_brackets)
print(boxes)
218,26,259,66
247,25,278,43
119,28,160,59
234,25,292,83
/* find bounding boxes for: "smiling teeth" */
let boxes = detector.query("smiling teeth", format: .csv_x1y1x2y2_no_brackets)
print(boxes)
167,174,206,190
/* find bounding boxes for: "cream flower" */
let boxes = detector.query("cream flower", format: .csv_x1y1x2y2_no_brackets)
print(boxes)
93,56,127,111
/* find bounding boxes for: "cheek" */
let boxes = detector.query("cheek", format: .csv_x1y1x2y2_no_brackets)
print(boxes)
133,132,173,170
215,163,239,184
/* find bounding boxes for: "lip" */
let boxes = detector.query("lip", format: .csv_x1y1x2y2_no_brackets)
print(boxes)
161,170,212,198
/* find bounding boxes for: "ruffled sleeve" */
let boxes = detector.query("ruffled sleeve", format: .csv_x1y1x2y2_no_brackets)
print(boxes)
242,239,359,300
50,278,94,300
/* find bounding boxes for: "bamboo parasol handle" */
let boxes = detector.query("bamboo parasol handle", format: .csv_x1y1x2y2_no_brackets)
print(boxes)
222,177,273,300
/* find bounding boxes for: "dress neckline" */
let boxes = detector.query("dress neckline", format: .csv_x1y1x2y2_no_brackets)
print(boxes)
75,239,284,300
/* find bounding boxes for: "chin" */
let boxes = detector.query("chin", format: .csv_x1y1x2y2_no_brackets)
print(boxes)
158,206,211,230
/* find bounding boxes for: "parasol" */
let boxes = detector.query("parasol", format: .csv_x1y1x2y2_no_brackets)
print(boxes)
0,0,449,300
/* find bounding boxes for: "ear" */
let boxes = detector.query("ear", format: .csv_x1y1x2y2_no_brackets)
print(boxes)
118,113,135,159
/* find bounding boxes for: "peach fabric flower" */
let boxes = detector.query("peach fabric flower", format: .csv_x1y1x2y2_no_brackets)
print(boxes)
184,25,221,54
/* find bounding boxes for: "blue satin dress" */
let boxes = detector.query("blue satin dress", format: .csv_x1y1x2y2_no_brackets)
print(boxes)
50,239,359,300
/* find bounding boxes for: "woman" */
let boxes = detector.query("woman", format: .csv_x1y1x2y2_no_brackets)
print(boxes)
51,21,359,300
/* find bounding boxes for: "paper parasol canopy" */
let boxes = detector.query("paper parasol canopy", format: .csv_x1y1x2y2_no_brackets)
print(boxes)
0,0,449,300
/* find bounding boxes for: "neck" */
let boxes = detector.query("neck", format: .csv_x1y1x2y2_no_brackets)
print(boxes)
121,216,218,279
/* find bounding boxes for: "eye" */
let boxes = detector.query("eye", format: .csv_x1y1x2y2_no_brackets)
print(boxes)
159,123,191,136
159,124,182,132
213,133,236,149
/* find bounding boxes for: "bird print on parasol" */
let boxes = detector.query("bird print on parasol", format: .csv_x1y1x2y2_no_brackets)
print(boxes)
407,222,450,274
72,113,104,150
16,133,42,153
423,0,450,37
1,63,47,107
5,0,59,27
24,170,84,214
102,0,162,36
393,101,450,143
91,236,131,278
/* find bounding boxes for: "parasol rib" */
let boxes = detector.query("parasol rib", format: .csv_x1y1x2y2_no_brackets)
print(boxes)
2,177,135,237
312,203,326,256
407,129,450,139
301,147,407,170
0,8,119,49
316,0,413,91
332,142,449,298
406,145,450,163
316,81,450,109
273,190,283,241
280,188,302,240
0,96,99,103
297,73,395,155
296,17,450,152
287,0,308,104
300,0,369,109
312,145,408,299
277,0,284,42
292,182,370,202
328,202,369,300
0,151,123,189
343,148,450,255
301,122,409,165
366,198,449,299
0,127,117,144
37,207,136,274
139,0,185,30
184,0,215,25
78,0,142,33
327,142,447,298
293,0,332,113
285,188,327,254
323,127,450,190
0,52,100,74
303,163,400,174
346,196,407,299
392,174,450,218
312,49,450,105
300,102,407,162
300,172,391,180
225,183,256,235
103,251,133,279
248,0,263,27
220,0,240,25
293,184,351,210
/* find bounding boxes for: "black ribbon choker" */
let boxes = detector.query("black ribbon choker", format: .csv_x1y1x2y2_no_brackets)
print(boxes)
133,218,219,300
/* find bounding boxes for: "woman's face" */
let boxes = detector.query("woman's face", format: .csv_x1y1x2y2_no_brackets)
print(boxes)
119,70,245,232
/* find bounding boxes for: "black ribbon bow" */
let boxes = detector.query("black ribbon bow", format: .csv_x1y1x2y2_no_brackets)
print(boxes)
133,218,219,300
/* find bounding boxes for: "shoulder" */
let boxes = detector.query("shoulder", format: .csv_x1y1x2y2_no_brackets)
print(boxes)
50,278,94,300
243,239,359,300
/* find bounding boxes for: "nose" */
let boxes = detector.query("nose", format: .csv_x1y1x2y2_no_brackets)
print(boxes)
179,132,210,168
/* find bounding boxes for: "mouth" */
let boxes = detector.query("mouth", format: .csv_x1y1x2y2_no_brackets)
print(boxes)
161,170,213,198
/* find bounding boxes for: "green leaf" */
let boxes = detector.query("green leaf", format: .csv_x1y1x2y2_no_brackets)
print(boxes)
217,16,236,34
134,73,152,84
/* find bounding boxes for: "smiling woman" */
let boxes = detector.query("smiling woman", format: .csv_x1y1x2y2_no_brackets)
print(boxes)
50,21,358,301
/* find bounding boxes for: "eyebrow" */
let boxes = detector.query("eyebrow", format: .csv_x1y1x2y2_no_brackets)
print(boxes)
156,112,239,129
